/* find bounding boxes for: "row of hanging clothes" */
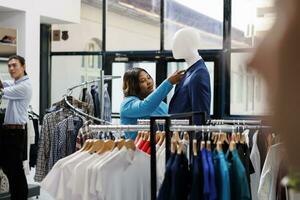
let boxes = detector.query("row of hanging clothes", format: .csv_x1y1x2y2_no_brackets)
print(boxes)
40,137,151,200
157,127,255,200
34,96,98,182
38,114,286,200
34,78,114,182
154,123,285,200
79,83,112,122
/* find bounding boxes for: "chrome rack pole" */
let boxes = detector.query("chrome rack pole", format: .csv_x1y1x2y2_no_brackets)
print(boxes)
208,119,262,125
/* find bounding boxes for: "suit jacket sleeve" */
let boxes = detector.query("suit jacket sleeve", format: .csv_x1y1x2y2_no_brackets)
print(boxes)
188,69,211,123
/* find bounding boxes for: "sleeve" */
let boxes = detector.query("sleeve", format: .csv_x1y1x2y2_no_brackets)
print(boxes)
2,82,32,100
120,80,172,118
188,69,211,124
2,80,13,88
34,115,50,182
258,169,272,200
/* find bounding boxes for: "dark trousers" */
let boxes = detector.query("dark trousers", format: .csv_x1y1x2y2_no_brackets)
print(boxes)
0,128,28,200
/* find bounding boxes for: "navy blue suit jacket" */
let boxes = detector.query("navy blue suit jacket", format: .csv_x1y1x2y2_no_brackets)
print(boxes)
169,59,211,124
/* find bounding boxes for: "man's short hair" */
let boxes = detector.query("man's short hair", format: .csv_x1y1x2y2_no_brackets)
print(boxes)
8,55,25,66
8,55,27,75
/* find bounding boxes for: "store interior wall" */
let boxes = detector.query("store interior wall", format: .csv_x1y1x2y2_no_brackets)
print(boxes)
0,0,81,114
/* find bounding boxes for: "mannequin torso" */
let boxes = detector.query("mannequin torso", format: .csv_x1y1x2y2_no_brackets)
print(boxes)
169,28,211,123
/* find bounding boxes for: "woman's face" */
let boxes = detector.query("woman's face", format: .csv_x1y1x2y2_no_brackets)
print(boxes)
138,71,154,98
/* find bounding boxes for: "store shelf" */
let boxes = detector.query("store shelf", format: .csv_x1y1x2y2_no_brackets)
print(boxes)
0,42,16,57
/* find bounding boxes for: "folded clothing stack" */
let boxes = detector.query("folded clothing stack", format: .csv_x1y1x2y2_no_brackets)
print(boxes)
0,35,16,44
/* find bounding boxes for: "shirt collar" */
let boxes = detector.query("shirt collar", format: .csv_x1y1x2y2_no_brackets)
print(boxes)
15,75,29,84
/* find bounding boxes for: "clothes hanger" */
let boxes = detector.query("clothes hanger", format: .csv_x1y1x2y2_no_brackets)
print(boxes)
200,126,206,150
97,140,115,154
171,137,177,154
144,131,149,141
84,139,97,152
115,139,125,149
177,140,184,155
173,131,180,143
88,139,104,153
158,131,165,146
124,139,136,151
183,131,189,141
80,139,92,151
156,130,161,143
229,140,236,152
193,139,198,156
135,131,142,143
206,127,211,151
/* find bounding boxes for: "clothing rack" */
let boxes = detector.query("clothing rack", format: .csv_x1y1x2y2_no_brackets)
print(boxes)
208,119,262,125
138,119,190,125
89,124,271,200
64,72,121,124
149,113,272,200
89,124,268,132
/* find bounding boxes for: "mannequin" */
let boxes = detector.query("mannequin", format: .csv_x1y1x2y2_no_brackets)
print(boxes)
172,28,203,69
169,28,211,124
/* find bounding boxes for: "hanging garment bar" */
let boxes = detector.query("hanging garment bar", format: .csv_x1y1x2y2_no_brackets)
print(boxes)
137,119,190,125
67,75,121,92
89,124,271,132
64,75,121,125
63,95,111,124
208,119,262,125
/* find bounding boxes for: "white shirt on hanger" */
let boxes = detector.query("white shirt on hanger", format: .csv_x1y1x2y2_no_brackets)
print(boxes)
84,148,120,200
258,143,282,200
41,151,84,199
250,131,261,200
96,147,130,200
56,151,91,200
95,148,150,200
71,151,110,200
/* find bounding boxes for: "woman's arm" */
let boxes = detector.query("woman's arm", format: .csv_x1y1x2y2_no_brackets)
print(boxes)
120,79,173,118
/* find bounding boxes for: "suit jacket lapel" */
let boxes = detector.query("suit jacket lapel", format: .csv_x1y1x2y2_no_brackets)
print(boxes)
171,66,197,100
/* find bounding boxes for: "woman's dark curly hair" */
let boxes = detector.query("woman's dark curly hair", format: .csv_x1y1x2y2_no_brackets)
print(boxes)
123,67,152,99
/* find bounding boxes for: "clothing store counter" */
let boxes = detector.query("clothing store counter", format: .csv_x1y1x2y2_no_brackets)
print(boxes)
0,184,40,199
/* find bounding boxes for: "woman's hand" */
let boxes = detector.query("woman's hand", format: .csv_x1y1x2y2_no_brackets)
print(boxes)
168,70,185,85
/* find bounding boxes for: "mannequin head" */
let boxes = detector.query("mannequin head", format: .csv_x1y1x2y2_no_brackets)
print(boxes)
171,28,201,66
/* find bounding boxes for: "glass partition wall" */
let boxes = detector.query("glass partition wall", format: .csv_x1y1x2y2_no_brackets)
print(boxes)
47,0,276,119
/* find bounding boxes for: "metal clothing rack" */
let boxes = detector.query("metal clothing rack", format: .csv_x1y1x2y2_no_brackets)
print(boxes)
87,115,271,200
208,119,262,125
64,72,121,124
149,113,271,200
137,119,190,125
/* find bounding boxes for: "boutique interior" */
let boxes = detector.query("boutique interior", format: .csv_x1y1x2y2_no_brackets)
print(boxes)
0,0,299,200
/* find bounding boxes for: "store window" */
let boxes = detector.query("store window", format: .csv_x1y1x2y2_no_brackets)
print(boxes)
167,61,215,115
164,0,223,50
51,55,102,104
231,0,276,48
107,0,160,51
51,1,102,52
111,62,156,113
230,52,269,115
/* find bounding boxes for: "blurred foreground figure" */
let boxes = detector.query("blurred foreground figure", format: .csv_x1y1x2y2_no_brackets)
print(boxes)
249,0,300,171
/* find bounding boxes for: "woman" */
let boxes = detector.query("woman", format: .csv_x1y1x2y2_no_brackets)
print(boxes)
120,67,184,139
